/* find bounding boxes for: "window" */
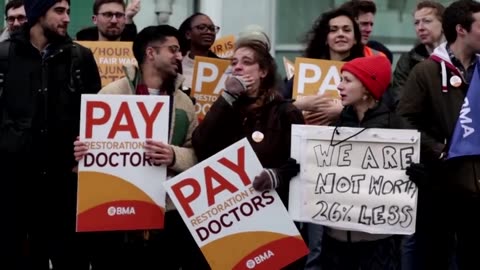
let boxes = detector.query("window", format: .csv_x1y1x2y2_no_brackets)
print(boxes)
275,0,454,77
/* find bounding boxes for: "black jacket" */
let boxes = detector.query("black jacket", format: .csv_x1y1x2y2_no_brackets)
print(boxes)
390,44,429,107
337,102,406,129
367,40,393,64
192,94,305,207
0,27,101,187
75,23,137,41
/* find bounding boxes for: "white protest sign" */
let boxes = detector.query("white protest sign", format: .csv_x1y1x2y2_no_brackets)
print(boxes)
164,138,308,270
77,94,169,232
289,125,420,235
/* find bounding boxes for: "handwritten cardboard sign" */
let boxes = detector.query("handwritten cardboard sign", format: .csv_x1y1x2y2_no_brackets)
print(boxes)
210,35,235,59
76,41,136,87
191,56,231,119
76,94,169,232
164,139,308,269
293,57,344,99
290,125,420,235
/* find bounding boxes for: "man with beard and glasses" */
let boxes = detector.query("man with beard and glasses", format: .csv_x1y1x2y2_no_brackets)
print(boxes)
73,25,200,270
0,0,101,269
76,0,139,41
0,0,27,42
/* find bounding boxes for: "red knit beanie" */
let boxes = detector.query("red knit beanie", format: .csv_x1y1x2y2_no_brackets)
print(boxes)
341,55,391,100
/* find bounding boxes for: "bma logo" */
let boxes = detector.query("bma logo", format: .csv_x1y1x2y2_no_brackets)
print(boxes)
107,206,136,216
245,250,275,269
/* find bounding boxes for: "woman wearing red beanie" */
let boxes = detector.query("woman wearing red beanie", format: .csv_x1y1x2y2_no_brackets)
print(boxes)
319,55,406,270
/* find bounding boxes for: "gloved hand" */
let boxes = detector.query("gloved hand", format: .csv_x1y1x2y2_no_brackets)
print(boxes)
225,75,247,96
280,158,301,180
253,169,278,191
406,162,429,188
252,158,301,192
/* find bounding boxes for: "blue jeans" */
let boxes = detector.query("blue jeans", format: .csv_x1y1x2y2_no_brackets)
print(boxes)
401,234,418,270
304,223,324,270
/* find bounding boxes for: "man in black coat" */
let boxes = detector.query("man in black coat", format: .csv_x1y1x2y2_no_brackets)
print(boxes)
0,0,101,269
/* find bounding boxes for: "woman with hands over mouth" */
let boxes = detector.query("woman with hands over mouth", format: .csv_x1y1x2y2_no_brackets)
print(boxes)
192,38,304,207
192,39,306,269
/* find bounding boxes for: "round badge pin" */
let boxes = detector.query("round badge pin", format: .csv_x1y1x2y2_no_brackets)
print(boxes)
252,131,264,143
450,75,462,87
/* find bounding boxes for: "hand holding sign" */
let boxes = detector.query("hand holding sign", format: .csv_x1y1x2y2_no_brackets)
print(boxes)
405,162,431,188
74,136,89,161
253,170,275,191
303,99,343,125
294,95,330,111
144,140,175,166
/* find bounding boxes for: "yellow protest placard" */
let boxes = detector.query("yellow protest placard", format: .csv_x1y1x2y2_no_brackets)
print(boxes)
191,56,231,119
293,57,344,99
76,41,137,87
210,35,235,59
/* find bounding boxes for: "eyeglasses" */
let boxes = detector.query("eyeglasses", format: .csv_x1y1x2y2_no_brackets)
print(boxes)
6,15,27,24
98,12,126,20
150,45,181,54
192,24,220,33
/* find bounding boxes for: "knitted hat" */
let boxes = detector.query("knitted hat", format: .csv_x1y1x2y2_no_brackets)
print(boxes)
24,0,59,25
341,55,391,100
237,25,271,51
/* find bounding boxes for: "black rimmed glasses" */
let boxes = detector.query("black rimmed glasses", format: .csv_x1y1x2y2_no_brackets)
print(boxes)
192,24,220,33
98,12,126,20
150,45,181,54
6,15,27,24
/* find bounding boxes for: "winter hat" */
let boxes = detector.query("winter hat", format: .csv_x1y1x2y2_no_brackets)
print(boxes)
341,55,391,100
237,25,271,51
24,0,59,25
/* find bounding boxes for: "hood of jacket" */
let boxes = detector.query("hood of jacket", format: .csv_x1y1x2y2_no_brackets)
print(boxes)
429,42,465,92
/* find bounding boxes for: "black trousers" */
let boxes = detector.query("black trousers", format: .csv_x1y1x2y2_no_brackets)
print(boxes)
1,169,90,270
90,210,210,270
415,188,480,270
320,235,400,270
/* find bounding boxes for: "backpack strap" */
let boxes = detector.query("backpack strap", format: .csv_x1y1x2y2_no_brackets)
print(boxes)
69,43,84,93
0,41,11,99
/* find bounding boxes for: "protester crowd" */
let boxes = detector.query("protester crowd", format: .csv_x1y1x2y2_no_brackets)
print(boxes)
0,0,479,269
